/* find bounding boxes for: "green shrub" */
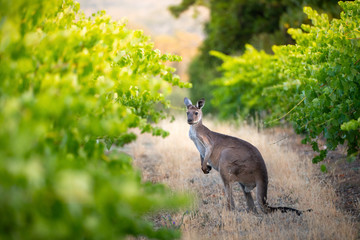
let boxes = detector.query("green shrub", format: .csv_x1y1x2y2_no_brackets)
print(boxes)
169,0,341,113
212,0,360,164
0,0,190,239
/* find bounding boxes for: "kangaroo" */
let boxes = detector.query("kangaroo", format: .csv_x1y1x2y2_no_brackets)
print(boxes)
184,97,311,215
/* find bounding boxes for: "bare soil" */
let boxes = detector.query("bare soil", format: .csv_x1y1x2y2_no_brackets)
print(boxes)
325,152,360,222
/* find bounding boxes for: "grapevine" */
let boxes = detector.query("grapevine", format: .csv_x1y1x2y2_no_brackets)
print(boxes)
0,0,190,239
212,0,360,166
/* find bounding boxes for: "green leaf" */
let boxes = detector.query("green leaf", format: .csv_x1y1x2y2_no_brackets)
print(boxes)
105,138,114,150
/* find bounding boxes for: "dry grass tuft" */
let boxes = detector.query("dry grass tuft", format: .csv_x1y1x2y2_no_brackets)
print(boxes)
122,116,357,240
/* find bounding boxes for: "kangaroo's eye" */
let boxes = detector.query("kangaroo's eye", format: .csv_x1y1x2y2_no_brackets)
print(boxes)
195,112,198,115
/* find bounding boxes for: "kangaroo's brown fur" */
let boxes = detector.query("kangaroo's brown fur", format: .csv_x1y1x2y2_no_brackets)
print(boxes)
184,97,311,215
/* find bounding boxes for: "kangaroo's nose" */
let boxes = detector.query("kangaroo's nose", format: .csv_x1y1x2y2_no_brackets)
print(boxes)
187,119,192,123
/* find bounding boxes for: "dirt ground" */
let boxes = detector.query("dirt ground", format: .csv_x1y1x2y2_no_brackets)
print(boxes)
323,151,360,223
275,127,360,224
121,117,359,239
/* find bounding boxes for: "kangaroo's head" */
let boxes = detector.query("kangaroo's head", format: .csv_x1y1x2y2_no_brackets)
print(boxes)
184,97,205,125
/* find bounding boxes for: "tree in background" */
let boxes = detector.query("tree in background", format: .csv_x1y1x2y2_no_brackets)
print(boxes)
169,0,341,113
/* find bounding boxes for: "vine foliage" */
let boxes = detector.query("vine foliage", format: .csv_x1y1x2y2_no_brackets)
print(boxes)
212,1,360,166
0,0,190,239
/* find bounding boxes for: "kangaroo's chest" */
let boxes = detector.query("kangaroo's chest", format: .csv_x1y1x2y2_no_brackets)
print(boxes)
189,126,206,158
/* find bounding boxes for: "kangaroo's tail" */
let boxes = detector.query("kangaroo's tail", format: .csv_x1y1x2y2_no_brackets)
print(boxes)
267,206,312,216
256,178,312,216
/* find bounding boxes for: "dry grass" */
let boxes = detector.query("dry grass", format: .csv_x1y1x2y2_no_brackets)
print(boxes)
122,116,357,240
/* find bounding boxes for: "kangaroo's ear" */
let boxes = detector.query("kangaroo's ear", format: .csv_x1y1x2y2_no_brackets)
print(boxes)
184,97,193,108
196,98,205,109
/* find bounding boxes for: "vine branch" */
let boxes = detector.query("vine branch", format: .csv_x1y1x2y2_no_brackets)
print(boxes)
267,96,306,124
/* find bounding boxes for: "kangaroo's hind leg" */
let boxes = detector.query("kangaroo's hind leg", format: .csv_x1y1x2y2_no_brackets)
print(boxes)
239,183,257,213
220,167,235,210
255,177,271,214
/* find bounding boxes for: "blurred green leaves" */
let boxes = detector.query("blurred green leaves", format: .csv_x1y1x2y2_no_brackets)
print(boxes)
0,0,190,239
